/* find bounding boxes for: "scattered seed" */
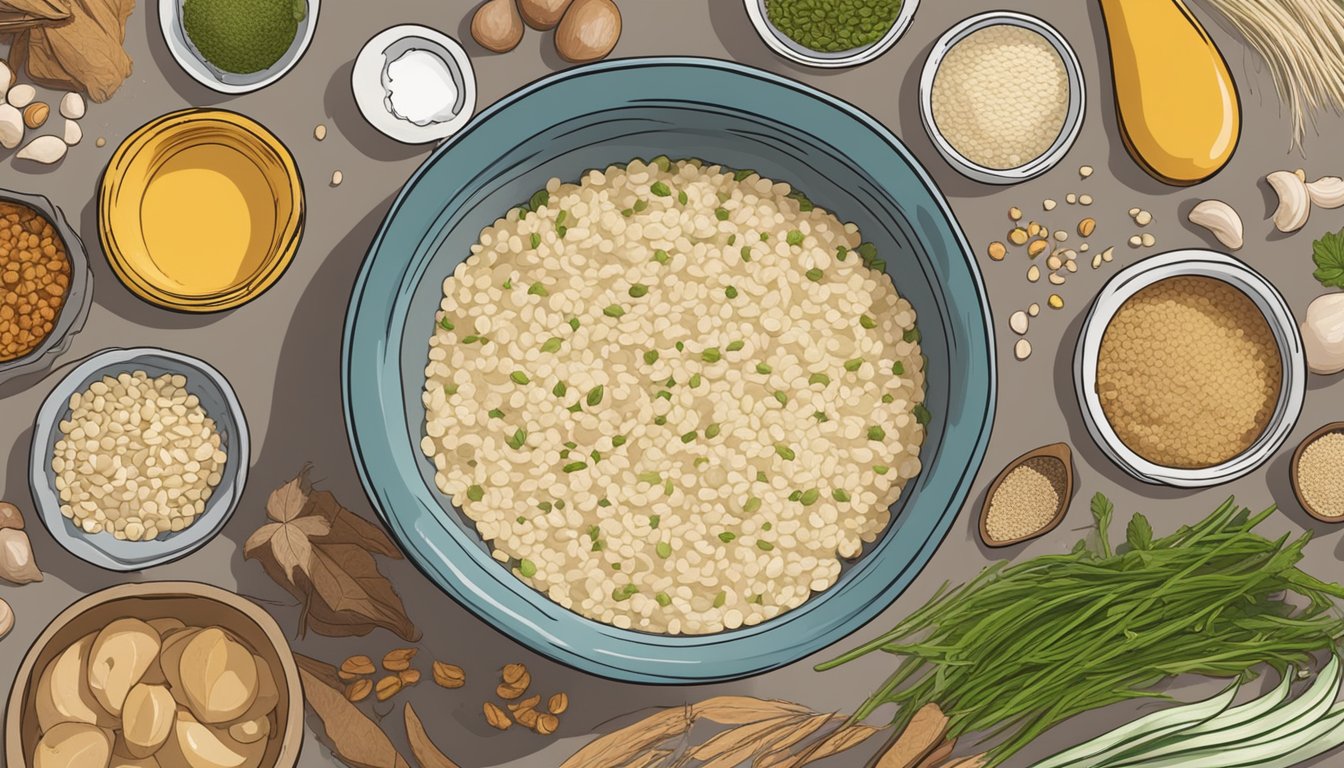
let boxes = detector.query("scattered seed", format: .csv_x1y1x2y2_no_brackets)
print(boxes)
1027,239,1048,258
1054,230,1068,242
1027,265,1041,282
1048,294,1064,309
1066,193,1077,204
1043,199,1057,211
1080,165,1094,178
1008,227,1029,246
1079,243,1089,252
375,675,402,701
1049,272,1066,285
344,679,372,702
535,713,559,735
1009,206,1022,221
399,668,422,686
484,702,512,730
1065,259,1078,273
1101,246,1115,262
1141,232,1156,247
1129,207,1141,217
1014,339,1032,360
1046,254,1062,271
548,693,569,714
1028,303,1040,317
314,124,327,141
988,241,1007,261
383,648,418,672
1079,194,1094,206
1092,253,1103,269
514,706,541,729
340,655,376,680
1009,311,1029,335
95,137,106,148
433,661,466,688
1135,210,1153,226
1027,222,1042,237
1078,217,1096,237
1129,235,1143,247
331,170,343,186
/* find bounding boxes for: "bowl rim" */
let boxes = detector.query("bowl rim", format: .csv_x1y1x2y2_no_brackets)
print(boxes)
0,189,93,387
1073,249,1306,487
28,346,251,571
342,56,995,683
918,11,1086,184
157,0,319,95
351,24,478,145
98,108,305,313
3,581,304,768
742,0,921,69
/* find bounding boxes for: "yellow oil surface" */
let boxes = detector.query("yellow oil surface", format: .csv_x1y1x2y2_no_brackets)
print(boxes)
1100,0,1240,186
139,144,278,294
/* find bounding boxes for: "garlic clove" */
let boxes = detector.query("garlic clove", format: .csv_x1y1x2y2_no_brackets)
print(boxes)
472,0,526,53
0,60,10,103
1187,199,1243,250
64,118,82,146
88,618,160,716
32,722,113,768
0,597,11,639
1268,170,1310,233
0,528,41,583
1308,176,1344,210
60,92,85,120
7,82,35,109
17,135,68,164
1302,293,1344,375
0,104,22,150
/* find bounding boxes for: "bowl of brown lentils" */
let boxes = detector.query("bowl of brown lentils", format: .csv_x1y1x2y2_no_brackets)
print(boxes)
0,189,92,388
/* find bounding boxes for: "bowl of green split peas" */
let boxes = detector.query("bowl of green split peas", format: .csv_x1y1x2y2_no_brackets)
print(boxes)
745,0,920,69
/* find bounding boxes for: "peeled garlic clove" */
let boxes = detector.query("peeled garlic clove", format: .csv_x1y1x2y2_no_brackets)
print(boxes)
179,628,258,724
36,633,117,731
554,0,620,63
1302,293,1344,375
1308,176,1344,210
472,0,525,53
60,92,85,120
0,104,23,151
120,684,175,758
0,528,42,584
157,627,198,693
519,0,573,29
161,709,265,768
33,722,113,768
227,715,270,745
0,61,10,102
88,619,160,716
17,135,68,164
235,654,278,722
1268,170,1310,233
0,597,12,639
1187,199,1243,250
7,82,35,108
147,618,186,636
64,119,82,146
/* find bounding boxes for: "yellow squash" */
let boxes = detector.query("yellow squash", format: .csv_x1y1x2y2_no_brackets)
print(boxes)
1100,0,1240,186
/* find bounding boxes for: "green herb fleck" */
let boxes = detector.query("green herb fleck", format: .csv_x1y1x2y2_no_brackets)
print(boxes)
867,425,887,441
488,409,504,419
519,559,537,577
644,350,660,365
510,371,530,385
529,233,541,249
844,358,864,372
702,348,722,363
540,337,563,353
629,283,649,298
833,489,851,502
706,423,721,439
656,541,672,558
805,268,824,282
775,444,796,460
563,461,587,473
809,373,830,386
715,207,730,221
719,531,736,543
507,428,527,450
727,340,744,352
653,249,670,264
527,282,549,296
787,230,804,246
651,181,672,197
466,485,484,501
586,386,605,406
603,305,625,318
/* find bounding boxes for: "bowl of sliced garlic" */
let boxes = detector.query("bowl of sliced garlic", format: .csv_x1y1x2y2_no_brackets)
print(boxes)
4,582,303,768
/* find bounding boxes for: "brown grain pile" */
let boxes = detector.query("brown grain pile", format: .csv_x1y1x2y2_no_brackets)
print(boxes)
2,0,136,102
984,457,1066,543
1097,276,1281,469
1297,432,1344,518
0,200,69,362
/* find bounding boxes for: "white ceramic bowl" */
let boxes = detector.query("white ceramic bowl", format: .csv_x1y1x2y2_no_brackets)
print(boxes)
919,11,1085,185
352,25,477,145
158,0,319,95
1074,250,1306,488
743,0,919,69
29,347,250,570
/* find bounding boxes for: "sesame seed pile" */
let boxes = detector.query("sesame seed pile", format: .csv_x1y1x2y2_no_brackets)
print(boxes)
931,24,1069,170
984,456,1065,544
1297,432,1344,519
421,158,927,635
1097,276,1281,469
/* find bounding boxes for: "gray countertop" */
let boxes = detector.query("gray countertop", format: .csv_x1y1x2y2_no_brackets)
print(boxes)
3,1,1343,766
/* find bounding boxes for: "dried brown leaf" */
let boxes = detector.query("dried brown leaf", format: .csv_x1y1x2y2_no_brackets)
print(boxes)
307,542,420,641
298,667,412,768
268,472,310,522
404,702,462,768
789,724,884,767
914,739,956,768
559,705,692,768
27,0,132,101
626,750,674,768
294,653,344,690
874,704,949,768
0,0,68,19
690,696,812,725
940,756,986,768
751,714,841,767
307,489,402,559
689,715,797,762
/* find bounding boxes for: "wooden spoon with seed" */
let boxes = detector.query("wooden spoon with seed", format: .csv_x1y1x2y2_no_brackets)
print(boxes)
979,443,1075,548
1291,422,1344,524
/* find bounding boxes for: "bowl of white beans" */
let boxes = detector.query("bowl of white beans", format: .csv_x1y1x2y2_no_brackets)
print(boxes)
29,347,250,571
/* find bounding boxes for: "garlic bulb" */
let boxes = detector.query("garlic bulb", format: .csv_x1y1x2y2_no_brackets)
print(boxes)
1302,293,1344,375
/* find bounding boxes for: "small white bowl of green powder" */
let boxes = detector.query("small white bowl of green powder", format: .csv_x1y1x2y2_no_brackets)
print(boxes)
159,0,319,94
745,0,919,68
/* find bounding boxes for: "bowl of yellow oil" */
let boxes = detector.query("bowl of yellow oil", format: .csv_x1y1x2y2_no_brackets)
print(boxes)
98,109,305,312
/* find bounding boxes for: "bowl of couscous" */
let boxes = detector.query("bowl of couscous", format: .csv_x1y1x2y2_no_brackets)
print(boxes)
343,58,995,683
1074,250,1306,488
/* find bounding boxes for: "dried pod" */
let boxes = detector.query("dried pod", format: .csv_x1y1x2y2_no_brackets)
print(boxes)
228,715,271,745
535,713,559,735
375,675,402,701
60,92,85,120
23,101,48,129
33,722,113,768
1308,176,1344,209
35,633,117,731
120,683,175,757
339,655,376,680
1268,170,1310,233
0,501,24,529
178,628,258,723
398,668,421,686
1187,199,1243,250
548,692,568,714
483,701,511,730
0,528,42,584
344,679,372,702
518,0,573,28
88,619,160,716
432,661,465,688
17,135,68,164
158,709,266,768
382,648,417,672
554,0,621,63
471,0,525,52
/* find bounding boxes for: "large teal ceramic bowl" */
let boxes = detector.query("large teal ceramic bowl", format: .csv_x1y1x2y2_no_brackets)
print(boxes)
343,58,994,683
